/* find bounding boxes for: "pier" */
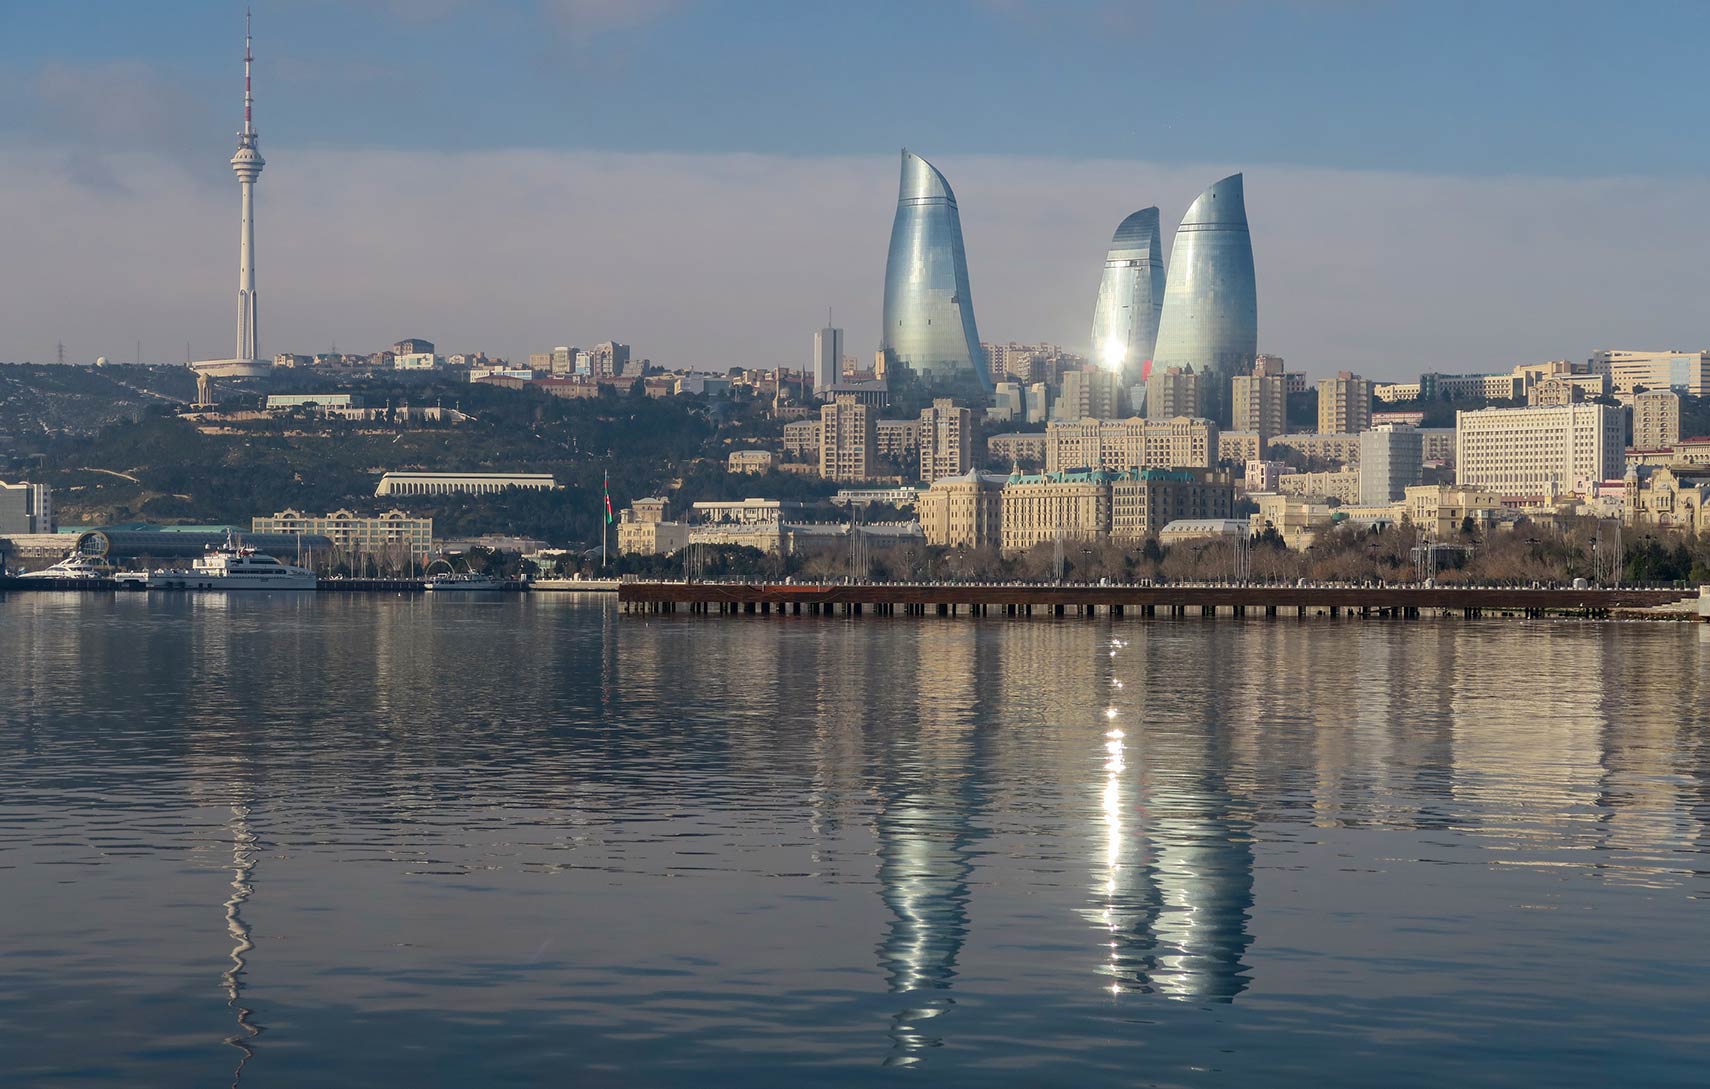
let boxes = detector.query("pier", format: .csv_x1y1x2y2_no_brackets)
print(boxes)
619,580,1702,620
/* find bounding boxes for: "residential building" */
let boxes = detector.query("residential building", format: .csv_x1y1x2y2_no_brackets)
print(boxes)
820,395,876,482
374,472,557,497
1317,371,1373,434
876,418,923,462
1110,468,1235,540
1045,416,1218,472
986,432,1048,469
1025,382,1051,423
1152,173,1257,425
812,326,843,397
1403,484,1508,538
395,351,441,371
1144,366,1199,420
917,470,1006,549
1268,431,1361,467
727,450,775,474
391,338,434,356
991,381,1026,422
918,399,974,483
587,341,631,378
818,381,890,409
0,480,53,535
1251,493,1335,549
783,420,821,460
1218,430,1263,465
550,346,577,376
1231,360,1285,441
1359,425,1424,505
1632,390,1682,451
1088,207,1165,391
882,150,986,394
999,470,1115,552
1279,469,1362,504
252,508,432,558
1056,367,1122,420
1590,349,1710,396
1245,460,1284,494
1455,404,1626,497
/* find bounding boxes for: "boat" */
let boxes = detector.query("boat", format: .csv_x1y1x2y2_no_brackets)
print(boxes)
145,533,316,591
422,571,503,592
18,555,115,580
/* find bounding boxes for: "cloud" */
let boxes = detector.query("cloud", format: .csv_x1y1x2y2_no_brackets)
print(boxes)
1,147,1705,377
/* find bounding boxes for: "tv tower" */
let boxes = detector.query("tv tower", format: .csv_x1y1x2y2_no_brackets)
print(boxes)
231,10,264,362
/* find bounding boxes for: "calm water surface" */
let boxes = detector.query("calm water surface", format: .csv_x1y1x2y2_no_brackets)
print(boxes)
2,594,1707,1087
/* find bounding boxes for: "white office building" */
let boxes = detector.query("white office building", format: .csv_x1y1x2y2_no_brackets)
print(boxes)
1455,404,1626,497
812,326,843,398
1358,425,1423,505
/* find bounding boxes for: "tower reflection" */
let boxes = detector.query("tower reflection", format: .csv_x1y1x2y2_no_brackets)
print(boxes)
1092,630,1255,1002
874,623,987,1066
222,800,260,1086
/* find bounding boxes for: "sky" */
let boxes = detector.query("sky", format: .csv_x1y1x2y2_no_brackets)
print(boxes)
1,0,1707,379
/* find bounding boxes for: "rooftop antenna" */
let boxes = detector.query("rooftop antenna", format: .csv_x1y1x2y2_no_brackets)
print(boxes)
56,341,65,365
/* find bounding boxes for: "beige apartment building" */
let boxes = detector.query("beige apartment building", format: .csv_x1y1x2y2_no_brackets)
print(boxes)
1268,432,1361,467
1231,366,1286,441
918,399,974,483
820,395,876,482
1218,430,1263,464
726,450,775,474
876,418,922,462
986,432,1048,469
783,420,821,459
1631,390,1682,451
253,508,432,557
1044,416,1218,473
1402,484,1507,538
1145,366,1200,420
1318,372,1374,435
997,467,1233,552
1278,469,1362,504
916,470,1006,549
1055,367,1122,421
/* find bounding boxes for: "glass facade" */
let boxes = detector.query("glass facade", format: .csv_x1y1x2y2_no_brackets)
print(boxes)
881,150,987,393
1089,207,1165,405
1151,174,1257,426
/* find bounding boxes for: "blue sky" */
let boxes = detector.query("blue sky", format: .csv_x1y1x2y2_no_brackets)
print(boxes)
1,1,1707,373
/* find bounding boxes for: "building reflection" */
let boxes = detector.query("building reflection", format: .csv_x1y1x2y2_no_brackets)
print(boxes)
1091,626,1255,1002
873,622,988,1066
222,799,261,1087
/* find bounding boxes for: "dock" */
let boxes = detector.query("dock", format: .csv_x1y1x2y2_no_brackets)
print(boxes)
618,580,1703,620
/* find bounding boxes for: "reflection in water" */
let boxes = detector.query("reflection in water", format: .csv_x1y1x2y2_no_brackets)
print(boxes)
875,625,985,1066
222,802,261,1086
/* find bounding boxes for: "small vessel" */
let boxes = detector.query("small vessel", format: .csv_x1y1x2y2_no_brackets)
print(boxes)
146,533,316,591
423,571,503,592
19,555,114,580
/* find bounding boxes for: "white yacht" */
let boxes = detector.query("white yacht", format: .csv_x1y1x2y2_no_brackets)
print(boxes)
146,535,316,591
19,555,114,580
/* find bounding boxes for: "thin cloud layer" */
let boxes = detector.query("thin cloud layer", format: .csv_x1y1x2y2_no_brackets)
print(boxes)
1,147,1704,375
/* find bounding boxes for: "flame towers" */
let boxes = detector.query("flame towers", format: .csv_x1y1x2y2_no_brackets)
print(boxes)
1089,207,1165,400
1151,174,1257,425
881,150,987,396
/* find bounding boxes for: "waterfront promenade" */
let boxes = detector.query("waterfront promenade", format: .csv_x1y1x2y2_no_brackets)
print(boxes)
619,579,1703,620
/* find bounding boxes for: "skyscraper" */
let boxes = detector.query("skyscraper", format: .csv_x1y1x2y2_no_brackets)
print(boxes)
193,14,270,379
1151,174,1258,426
881,150,987,396
1089,208,1165,402
813,325,843,398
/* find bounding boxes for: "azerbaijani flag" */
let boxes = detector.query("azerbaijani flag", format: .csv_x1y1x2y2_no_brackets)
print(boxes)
603,472,614,524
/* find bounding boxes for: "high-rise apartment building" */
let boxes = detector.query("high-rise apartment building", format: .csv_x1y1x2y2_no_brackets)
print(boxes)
918,399,974,483
1231,361,1286,441
1318,372,1374,435
0,480,53,535
1589,350,1710,396
1358,426,1424,505
1145,366,1200,420
812,326,843,397
1632,389,1682,450
589,341,630,378
1054,367,1121,421
1089,208,1165,393
550,346,576,376
820,395,876,482
1152,174,1258,426
881,150,986,394
1456,404,1626,496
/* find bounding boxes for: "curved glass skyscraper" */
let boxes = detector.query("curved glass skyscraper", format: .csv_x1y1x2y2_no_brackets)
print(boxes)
1089,207,1165,403
882,150,987,394
1152,174,1257,425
